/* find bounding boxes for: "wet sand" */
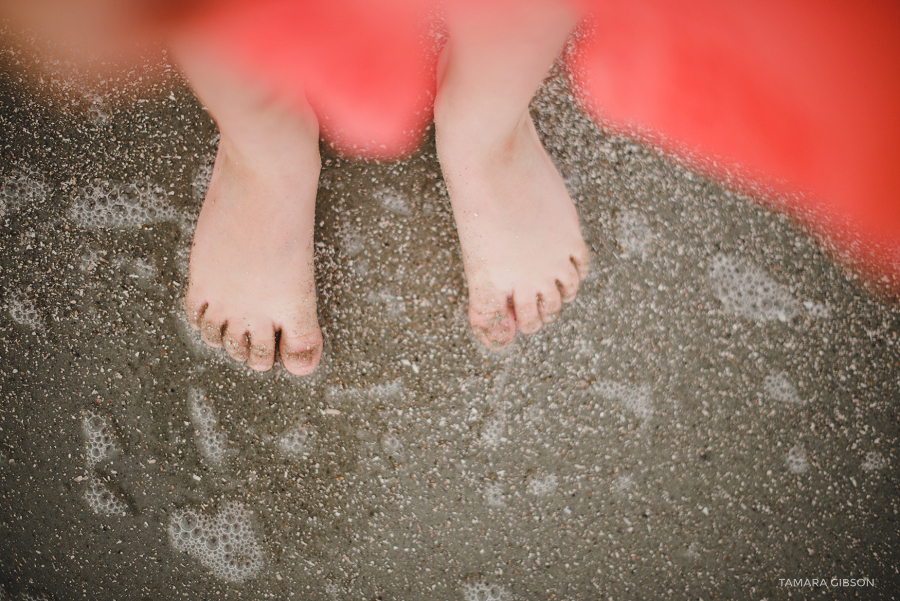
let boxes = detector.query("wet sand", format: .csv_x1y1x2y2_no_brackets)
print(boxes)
1,52,898,600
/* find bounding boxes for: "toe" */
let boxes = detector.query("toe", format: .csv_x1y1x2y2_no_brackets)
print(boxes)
246,323,276,371
571,244,592,281
556,263,582,303
199,306,227,348
223,325,251,363
280,325,323,376
538,287,563,324
469,291,516,349
184,295,207,330
469,293,516,350
513,291,543,335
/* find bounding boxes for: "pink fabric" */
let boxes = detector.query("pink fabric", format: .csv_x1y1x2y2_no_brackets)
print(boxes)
180,0,900,288
569,0,900,286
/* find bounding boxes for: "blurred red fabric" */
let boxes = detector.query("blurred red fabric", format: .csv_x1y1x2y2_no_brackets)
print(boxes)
180,0,900,288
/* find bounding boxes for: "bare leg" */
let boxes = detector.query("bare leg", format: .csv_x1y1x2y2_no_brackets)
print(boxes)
174,41,323,375
435,0,591,349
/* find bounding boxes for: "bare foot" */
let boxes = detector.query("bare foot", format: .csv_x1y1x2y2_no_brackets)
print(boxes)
436,110,591,349
184,123,323,375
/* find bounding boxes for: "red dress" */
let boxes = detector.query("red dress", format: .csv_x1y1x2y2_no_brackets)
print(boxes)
180,0,900,290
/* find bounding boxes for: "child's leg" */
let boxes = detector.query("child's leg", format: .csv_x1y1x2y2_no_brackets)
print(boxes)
435,0,591,349
173,41,323,375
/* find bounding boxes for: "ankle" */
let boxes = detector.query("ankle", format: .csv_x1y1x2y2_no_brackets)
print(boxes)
435,100,531,163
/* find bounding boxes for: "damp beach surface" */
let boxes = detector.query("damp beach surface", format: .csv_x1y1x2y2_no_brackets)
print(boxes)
1,51,899,600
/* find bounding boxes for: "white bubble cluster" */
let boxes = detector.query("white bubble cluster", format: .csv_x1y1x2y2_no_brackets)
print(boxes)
461,581,511,601
84,92,110,125
340,228,366,258
78,248,107,272
786,445,809,474
526,473,558,496
483,482,505,507
168,501,263,583
708,254,800,322
0,172,47,218
325,379,405,408
481,415,506,448
802,300,831,318
16,593,51,601
7,292,43,329
84,475,127,516
324,581,342,600
594,380,654,421
373,185,410,215
69,181,179,229
82,411,119,468
615,210,653,258
112,256,157,285
366,289,406,320
276,423,314,459
862,451,887,472
613,473,634,493
192,155,215,203
763,371,803,405
381,434,402,456
188,388,232,468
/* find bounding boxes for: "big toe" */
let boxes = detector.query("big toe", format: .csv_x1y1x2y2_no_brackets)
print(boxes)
280,325,323,376
469,291,516,350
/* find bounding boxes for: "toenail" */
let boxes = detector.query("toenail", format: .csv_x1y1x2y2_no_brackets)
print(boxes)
286,347,318,366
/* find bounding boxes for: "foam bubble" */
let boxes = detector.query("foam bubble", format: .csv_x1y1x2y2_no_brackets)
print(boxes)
381,434,402,456
615,210,653,258
69,181,179,229
340,228,366,258
168,501,263,582
79,248,107,272
613,473,634,492
461,581,511,601
763,371,804,405
526,473,558,496
786,445,809,474
325,380,405,408
84,92,110,125
84,475,127,516
16,593,51,601
373,185,410,215
594,380,654,421
112,256,158,286
802,300,831,318
82,411,119,468
324,582,342,600
708,254,800,322
365,289,406,320
483,482,505,507
187,388,233,468
192,155,215,203
0,172,48,218
861,451,887,472
7,292,43,329
276,423,314,459
480,415,507,448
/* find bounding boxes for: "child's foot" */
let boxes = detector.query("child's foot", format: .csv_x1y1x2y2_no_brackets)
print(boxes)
184,124,323,375
436,109,591,349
